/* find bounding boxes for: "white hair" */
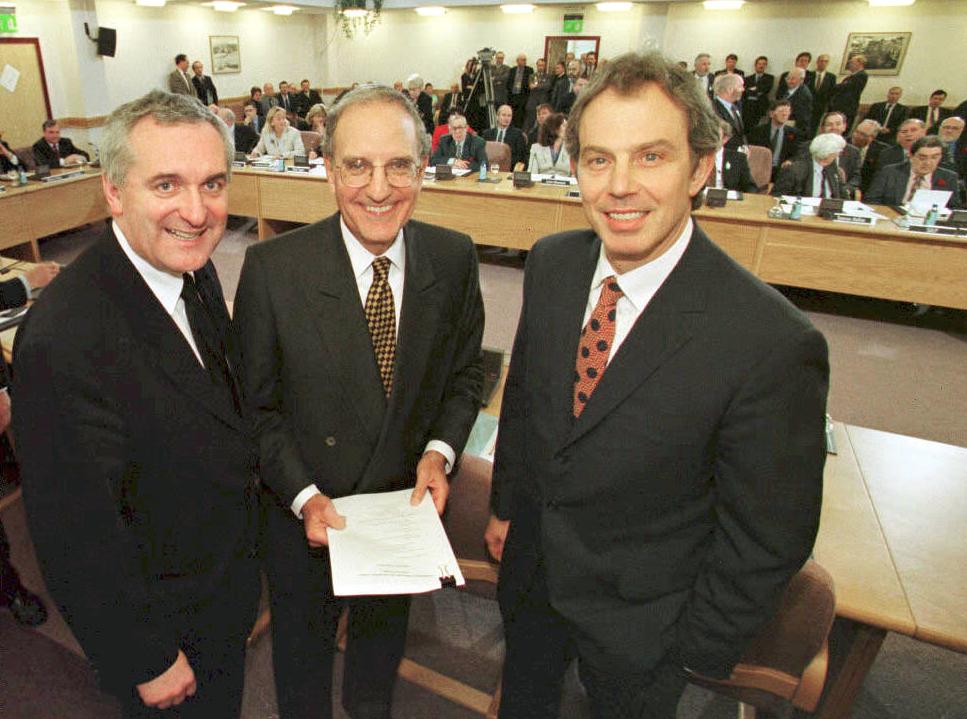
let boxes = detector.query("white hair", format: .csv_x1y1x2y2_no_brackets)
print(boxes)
809,132,846,160
405,73,424,90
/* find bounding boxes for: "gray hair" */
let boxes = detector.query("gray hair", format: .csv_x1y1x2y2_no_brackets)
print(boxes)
101,90,232,187
713,73,743,96
405,73,424,90
322,84,431,160
217,107,235,124
809,132,846,160
788,67,806,80
694,53,710,63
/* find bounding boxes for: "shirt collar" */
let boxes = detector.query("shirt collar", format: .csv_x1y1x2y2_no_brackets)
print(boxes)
716,97,735,112
340,216,405,280
590,217,693,314
113,222,185,315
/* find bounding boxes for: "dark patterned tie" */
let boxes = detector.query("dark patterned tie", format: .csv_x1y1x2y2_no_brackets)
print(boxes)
365,257,396,396
573,276,623,417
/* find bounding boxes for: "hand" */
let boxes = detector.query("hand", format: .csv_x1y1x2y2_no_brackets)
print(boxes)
64,153,86,165
302,493,346,547
453,159,470,170
410,450,449,514
0,389,11,433
24,262,60,290
136,650,196,709
484,515,510,562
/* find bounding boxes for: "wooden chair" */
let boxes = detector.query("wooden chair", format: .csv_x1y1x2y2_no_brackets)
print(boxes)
484,141,512,172
746,145,773,192
687,560,836,718
299,130,322,155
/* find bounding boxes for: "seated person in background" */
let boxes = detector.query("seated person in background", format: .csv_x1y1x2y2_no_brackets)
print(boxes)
865,135,962,209
865,86,908,145
851,119,888,195
710,120,758,193
218,107,259,155
773,132,850,199
551,61,580,115
297,79,322,117
527,103,553,147
258,82,279,116
482,104,528,170
250,86,265,117
305,103,328,159
32,120,89,168
800,111,861,197
748,99,800,181
251,106,306,159
908,89,951,135
527,112,571,175
430,113,487,170
242,100,262,134
0,132,23,173
877,118,925,172
438,81,465,127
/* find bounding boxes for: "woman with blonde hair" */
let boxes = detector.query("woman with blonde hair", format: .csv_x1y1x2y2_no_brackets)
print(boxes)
251,105,305,158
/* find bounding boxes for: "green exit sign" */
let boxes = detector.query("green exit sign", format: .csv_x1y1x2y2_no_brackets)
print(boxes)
563,13,583,33
0,12,17,33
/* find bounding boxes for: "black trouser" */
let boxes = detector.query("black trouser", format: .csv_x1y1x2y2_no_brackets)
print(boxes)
508,94,528,129
0,518,21,600
264,502,411,719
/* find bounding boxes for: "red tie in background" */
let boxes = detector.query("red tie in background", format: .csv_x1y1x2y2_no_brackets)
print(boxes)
573,276,623,417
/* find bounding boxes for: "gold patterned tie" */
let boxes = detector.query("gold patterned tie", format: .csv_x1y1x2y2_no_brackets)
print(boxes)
573,276,623,417
365,257,396,396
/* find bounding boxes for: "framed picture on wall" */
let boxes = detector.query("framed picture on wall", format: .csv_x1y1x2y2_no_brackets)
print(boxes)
210,35,241,75
841,32,911,76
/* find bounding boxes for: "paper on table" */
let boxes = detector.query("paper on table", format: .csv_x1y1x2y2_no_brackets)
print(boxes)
328,489,465,597
908,189,952,214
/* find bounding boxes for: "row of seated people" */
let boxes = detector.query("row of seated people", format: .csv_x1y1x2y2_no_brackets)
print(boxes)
0,120,90,174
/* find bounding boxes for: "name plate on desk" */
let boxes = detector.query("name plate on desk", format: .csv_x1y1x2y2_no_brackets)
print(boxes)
705,188,728,207
832,213,876,226
285,165,312,174
40,170,86,183
905,223,965,237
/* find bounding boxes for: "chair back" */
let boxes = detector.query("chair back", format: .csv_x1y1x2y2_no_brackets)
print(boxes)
13,147,36,171
485,141,512,172
747,145,772,192
300,130,322,154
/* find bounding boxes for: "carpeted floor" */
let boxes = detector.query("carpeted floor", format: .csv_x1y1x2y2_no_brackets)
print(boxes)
2,220,966,719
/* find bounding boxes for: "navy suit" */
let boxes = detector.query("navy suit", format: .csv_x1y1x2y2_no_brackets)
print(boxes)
430,133,488,171
865,162,962,208
828,70,869,128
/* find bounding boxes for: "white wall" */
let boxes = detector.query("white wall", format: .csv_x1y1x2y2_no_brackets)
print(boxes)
661,0,967,107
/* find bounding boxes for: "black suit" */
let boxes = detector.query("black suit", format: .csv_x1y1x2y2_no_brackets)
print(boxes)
772,157,850,199
908,105,951,135
31,136,90,167
0,140,22,173
233,123,259,154
783,85,814,139
865,162,962,208
742,72,774,129
234,213,483,719
713,97,746,150
14,231,260,715
712,149,758,193
191,74,218,105
507,65,534,128
297,89,323,116
865,102,908,144
809,70,837,130
277,91,298,114
776,70,814,100
875,144,908,175
438,91,465,126
857,139,889,194
430,133,488,171
797,143,862,195
493,225,828,717
828,70,869,129
551,76,576,115
482,125,528,169
413,91,435,135
748,122,801,179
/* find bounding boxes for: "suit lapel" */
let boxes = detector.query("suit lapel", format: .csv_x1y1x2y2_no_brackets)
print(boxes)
563,229,710,449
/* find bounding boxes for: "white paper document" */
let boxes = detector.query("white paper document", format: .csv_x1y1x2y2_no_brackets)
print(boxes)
327,489,465,597
907,189,952,215
0,64,20,93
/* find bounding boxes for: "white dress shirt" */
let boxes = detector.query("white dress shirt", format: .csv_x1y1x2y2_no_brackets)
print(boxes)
812,160,829,199
113,222,203,366
583,218,692,364
289,218,457,517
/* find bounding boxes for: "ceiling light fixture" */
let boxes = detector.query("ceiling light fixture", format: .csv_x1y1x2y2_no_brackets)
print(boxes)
415,5,446,15
596,2,632,11
868,0,914,6
500,4,535,14
135,0,166,7
209,0,244,10
703,0,745,9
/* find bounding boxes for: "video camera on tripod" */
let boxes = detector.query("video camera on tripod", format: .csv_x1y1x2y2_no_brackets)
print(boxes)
462,47,498,129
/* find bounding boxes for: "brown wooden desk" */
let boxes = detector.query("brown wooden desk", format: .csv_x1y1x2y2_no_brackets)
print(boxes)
229,168,967,310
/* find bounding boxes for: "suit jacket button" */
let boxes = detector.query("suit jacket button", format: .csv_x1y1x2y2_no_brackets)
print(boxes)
324,436,336,447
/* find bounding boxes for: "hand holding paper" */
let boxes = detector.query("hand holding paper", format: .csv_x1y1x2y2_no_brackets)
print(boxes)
302,494,346,547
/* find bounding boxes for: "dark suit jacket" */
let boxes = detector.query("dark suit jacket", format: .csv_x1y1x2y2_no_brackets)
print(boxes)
747,122,801,173
784,85,814,138
908,105,951,134
492,226,828,677
772,157,850,199
0,276,28,309
776,70,814,100
713,98,747,150
810,71,837,126
234,123,259,154
551,77,576,115
865,162,963,208
234,213,483,510
430,133,488,170
191,74,218,105
413,91,435,135
858,139,889,193
13,231,259,692
31,137,90,167
875,143,907,174
742,72,774,127
717,149,758,193
297,89,322,115
828,70,868,121
0,139,21,173
482,126,528,169
439,91,465,126
507,65,534,102
797,142,861,194
865,102,908,143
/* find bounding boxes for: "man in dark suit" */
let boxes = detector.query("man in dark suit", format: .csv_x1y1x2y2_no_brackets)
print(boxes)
773,133,850,199
551,60,580,115
297,79,323,116
748,99,801,180
809,54,837,132
277,80,298,114
486,52,828,719
776,51,814,99
430,113,488,170
234,84,483,719
14,91,260,718
866,136,962,208
527,103,554,147
713,53,744,79
692,52,714,100
800,111,861,195
167,53,196,97
507,54,533,128
710,121,757,193
31,119,90,167
406,74,436,135
217,107,258,154
865,86,908,144
492,51,510,107
908,89,951,135
828,54,869,131
781,67,813,139
742,55,774,129
438,82,465,126
875,118,926,174
712,73,747,150
190,61,218,106
850,118,889,194
483,104,528,169
938,116,966,176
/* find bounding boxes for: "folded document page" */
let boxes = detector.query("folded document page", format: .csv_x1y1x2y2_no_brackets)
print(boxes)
328,489,465,596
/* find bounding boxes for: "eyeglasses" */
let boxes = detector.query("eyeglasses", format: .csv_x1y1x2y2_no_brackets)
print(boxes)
449,124,468,131
337,158,421,188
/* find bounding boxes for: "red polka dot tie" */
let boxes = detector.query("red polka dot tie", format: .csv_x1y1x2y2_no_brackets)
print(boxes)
365,257,396,397
573,276,623,417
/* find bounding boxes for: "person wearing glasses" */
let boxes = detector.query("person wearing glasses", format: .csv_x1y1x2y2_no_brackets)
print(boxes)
233,84,484,719
430,112,488,171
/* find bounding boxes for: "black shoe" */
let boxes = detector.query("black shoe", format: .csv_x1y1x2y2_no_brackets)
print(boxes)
3,585,48,626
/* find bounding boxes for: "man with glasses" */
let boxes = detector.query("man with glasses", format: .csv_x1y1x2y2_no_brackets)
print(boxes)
430,112,488,170
234,84,484,719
